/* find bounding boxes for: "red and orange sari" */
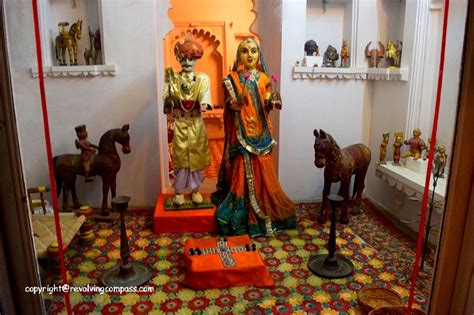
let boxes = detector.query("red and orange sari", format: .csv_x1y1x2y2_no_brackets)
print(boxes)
212,70,296,236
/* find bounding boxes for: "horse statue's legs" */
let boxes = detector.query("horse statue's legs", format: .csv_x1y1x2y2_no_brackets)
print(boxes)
67,44,74,66
73,45,78,65
70,183,80,209
351,167,368,215
62,182,69,210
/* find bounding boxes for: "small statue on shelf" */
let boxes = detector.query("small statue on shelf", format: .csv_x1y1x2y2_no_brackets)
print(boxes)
386,40,402,68
378,132,390,165
433,144,447,177
55,20,83,66
404,128,426,160
74,124,98,182
323,45,339,67
304,39,320,56
302,57,308,67
84,27,100,65
392,131,403,166
340,40,350,68
365,41,385,68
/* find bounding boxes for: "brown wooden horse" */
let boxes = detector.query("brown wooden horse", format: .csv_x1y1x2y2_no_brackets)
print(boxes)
313,129,371,224
54,125,130,215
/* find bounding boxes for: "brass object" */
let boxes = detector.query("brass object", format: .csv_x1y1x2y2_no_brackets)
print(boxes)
84,27,100,65
55,20,82,66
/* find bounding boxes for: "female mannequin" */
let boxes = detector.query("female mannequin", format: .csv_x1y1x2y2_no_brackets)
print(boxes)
212,38,296,236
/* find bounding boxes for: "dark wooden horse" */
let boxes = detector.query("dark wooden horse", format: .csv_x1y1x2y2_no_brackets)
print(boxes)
54,125,130,215
313,129,371,224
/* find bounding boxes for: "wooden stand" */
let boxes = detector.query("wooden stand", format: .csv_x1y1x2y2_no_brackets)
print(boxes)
100,196,152,287
308,195,354,279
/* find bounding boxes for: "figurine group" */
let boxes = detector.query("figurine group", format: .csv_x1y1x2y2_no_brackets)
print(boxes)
300,39,350,68
163,36,296,236
378,129,447,176
55,20,101,66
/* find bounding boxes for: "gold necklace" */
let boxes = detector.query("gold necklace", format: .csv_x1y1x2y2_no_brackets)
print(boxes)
178,72,197,113
179,72,196,96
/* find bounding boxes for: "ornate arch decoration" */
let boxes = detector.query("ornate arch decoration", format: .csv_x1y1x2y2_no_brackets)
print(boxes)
165,24,226,72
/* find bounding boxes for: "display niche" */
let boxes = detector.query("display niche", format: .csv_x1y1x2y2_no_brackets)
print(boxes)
31,0,117,78
294,0,408,81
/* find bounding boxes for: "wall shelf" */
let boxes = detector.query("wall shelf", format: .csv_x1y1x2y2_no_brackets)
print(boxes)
375,163,445,209
292,66,408,81
30,64,117,78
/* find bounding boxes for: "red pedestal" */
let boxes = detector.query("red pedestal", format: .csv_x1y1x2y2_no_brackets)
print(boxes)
153,193,217,234
183,235,274,289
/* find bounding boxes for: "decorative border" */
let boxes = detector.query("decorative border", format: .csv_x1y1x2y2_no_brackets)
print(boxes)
30,65,118,78
292,67,408,81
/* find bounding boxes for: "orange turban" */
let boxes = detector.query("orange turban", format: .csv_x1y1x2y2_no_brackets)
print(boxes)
174,37,203,59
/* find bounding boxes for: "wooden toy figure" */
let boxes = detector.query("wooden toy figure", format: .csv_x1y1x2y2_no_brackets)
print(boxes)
404,128,426,160
340,40,350,68
434,144,447,177
379,132,390,165
163,36,212,206
393,131,403,166
313,129,371,224
75,124,98,182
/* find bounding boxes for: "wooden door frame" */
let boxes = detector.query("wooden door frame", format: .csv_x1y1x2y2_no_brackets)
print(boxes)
429,2,474,314
0,0,44,314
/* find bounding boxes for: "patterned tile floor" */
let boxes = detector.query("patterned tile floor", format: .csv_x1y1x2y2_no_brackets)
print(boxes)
46,201,430,314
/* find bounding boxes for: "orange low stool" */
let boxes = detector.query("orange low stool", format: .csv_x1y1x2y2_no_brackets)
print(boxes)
183,235,274,289
153,193,217,234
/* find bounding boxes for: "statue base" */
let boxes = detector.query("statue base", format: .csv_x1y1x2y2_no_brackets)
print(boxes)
153,193,217,234
405,157,428,174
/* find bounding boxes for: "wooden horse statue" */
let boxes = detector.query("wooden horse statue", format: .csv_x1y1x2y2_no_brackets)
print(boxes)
54,125,130,215
313,129,371,224
55,20,83,66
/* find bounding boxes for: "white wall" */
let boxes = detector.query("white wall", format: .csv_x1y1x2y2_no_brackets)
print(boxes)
5,0,166,208
279,0,372,201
